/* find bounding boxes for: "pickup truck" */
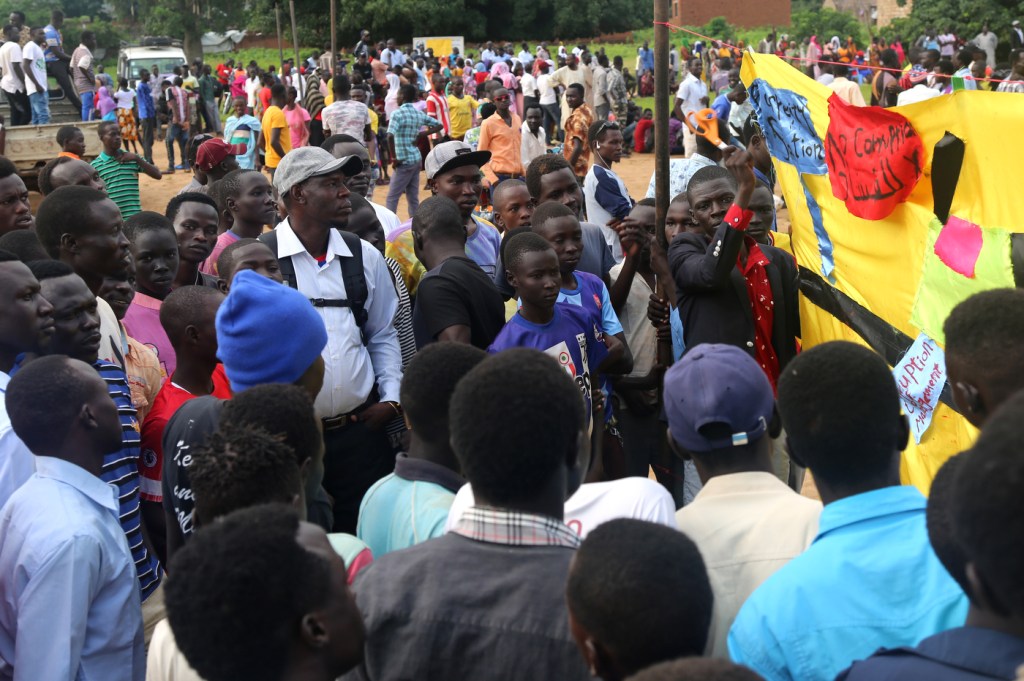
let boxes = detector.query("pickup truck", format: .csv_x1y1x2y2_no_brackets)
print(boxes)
0,84,101,189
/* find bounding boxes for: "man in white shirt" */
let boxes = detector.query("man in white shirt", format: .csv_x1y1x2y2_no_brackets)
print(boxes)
262,147,402,534
537,61,559,141
673,58,708,157
22,26,49,125
517,42,533,67
381,38,400,67
829,64,866,106
521,104,547,168
973,23,998,73
592,54,610,121
0,24,29,125
667,344,821,659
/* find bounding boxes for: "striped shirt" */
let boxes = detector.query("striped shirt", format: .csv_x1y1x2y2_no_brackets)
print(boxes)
384,257,416,444
91,152,142,218
95,360,163,602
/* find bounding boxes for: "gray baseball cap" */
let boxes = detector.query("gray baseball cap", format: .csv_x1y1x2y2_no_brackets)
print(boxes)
424,140,491,180
272,147,363,196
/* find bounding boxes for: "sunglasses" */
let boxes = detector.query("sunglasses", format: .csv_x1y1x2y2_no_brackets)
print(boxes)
595,120,620,136
493,95,510,101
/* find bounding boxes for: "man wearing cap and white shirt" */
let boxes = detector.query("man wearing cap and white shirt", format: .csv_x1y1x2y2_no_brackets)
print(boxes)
667,344,821,659
260,146,403,535
385,141,503,295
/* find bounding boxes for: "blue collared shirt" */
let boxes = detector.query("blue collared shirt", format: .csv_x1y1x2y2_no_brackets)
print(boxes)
357,453,466,558
836,626,1024,681
0,371,34,511
136,80,154,119
0,456,145,680
728,485,969,681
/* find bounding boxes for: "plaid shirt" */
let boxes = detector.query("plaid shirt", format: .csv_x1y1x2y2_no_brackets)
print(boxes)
453,506,581,548
388,103,440,165
564,103,594,178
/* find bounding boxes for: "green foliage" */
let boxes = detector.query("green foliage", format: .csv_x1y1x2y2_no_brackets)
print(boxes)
790,8,867,44
243,0,651,46
701,17,739,45
881,0,1024,63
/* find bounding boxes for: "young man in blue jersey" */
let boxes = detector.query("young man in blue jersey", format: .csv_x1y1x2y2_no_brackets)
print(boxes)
530,200,632,477
490,231,623,438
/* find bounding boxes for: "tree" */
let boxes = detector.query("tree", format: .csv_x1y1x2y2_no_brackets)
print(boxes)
108,0,248,60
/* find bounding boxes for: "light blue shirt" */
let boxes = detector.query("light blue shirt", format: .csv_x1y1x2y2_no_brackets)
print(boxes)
357,454,465,558
0,456,145,681
728,485,969,681
0,372,33,511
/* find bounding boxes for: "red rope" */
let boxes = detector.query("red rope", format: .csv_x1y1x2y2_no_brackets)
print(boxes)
652,20,1017,85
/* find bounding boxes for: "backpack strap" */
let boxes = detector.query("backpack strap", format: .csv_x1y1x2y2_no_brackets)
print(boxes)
258,228,369,346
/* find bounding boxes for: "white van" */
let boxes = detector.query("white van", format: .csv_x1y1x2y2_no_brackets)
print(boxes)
118,38,188,87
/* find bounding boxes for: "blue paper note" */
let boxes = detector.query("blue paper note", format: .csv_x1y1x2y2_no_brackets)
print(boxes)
892,333,947,443
747,79,827,176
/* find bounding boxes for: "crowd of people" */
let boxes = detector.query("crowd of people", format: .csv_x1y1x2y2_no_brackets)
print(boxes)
0,17,1022,681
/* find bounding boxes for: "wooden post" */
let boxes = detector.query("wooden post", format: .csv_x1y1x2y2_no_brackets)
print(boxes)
289,0,301,73
330,0,337,78
274,2,284,68
653,0,674,369
654,0,670,250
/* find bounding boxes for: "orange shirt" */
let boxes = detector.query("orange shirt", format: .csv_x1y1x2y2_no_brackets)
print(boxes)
478,111,524,183
57,151,81,159
564,103,594,178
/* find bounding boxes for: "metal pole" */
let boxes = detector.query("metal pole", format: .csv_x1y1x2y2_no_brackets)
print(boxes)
275,2,284,68
330,0,337,78
653,0,670,250
289,0,301,74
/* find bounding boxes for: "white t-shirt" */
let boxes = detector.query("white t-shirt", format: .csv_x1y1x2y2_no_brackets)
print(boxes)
372,202,401,235
22,41,46,96
520,71,537,99
114,88,136,110
0,41,24,93
445,477,677,538
537,73,556,105
245,77,260,109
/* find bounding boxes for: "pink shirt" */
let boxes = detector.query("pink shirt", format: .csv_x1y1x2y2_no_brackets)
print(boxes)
284,104,311,148
201,229,240,276
123,292,176,377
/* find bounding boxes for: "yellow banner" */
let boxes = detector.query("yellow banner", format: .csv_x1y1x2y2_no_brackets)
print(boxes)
740,54,1024,492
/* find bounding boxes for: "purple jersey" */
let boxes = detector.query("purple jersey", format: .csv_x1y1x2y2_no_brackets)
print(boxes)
489,303,608,429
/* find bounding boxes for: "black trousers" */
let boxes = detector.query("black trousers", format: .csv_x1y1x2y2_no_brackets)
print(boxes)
321,420,395,534
4,90,30,126
47,60,81,111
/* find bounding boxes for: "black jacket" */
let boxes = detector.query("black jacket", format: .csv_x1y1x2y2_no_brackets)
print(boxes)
668,220,800,369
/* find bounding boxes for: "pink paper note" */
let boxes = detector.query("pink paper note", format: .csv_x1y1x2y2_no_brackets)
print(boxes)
934,216,983,279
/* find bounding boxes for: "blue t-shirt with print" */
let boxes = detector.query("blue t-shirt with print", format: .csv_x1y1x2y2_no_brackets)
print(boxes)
489,303,608,430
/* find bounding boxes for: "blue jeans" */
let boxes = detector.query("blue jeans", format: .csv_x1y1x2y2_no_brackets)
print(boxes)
29,92,50,125
80,90,94,121
165,123,189,168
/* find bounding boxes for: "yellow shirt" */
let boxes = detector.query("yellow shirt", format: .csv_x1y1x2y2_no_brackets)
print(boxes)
368,107,379,134
447,94,479,140
385,229,426,296
261,105,291,168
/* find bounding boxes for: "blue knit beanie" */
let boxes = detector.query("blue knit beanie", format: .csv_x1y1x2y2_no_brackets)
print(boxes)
216,270,328,392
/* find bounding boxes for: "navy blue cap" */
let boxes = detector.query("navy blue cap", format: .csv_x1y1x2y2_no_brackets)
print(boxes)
663,343,774,452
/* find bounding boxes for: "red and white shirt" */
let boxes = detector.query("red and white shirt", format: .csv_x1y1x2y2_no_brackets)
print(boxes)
425,90,451,137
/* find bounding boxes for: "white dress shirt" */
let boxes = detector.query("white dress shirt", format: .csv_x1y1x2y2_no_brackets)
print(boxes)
675,72,708,116
676,471,821,659
274,220,402,418
0,456,145,681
